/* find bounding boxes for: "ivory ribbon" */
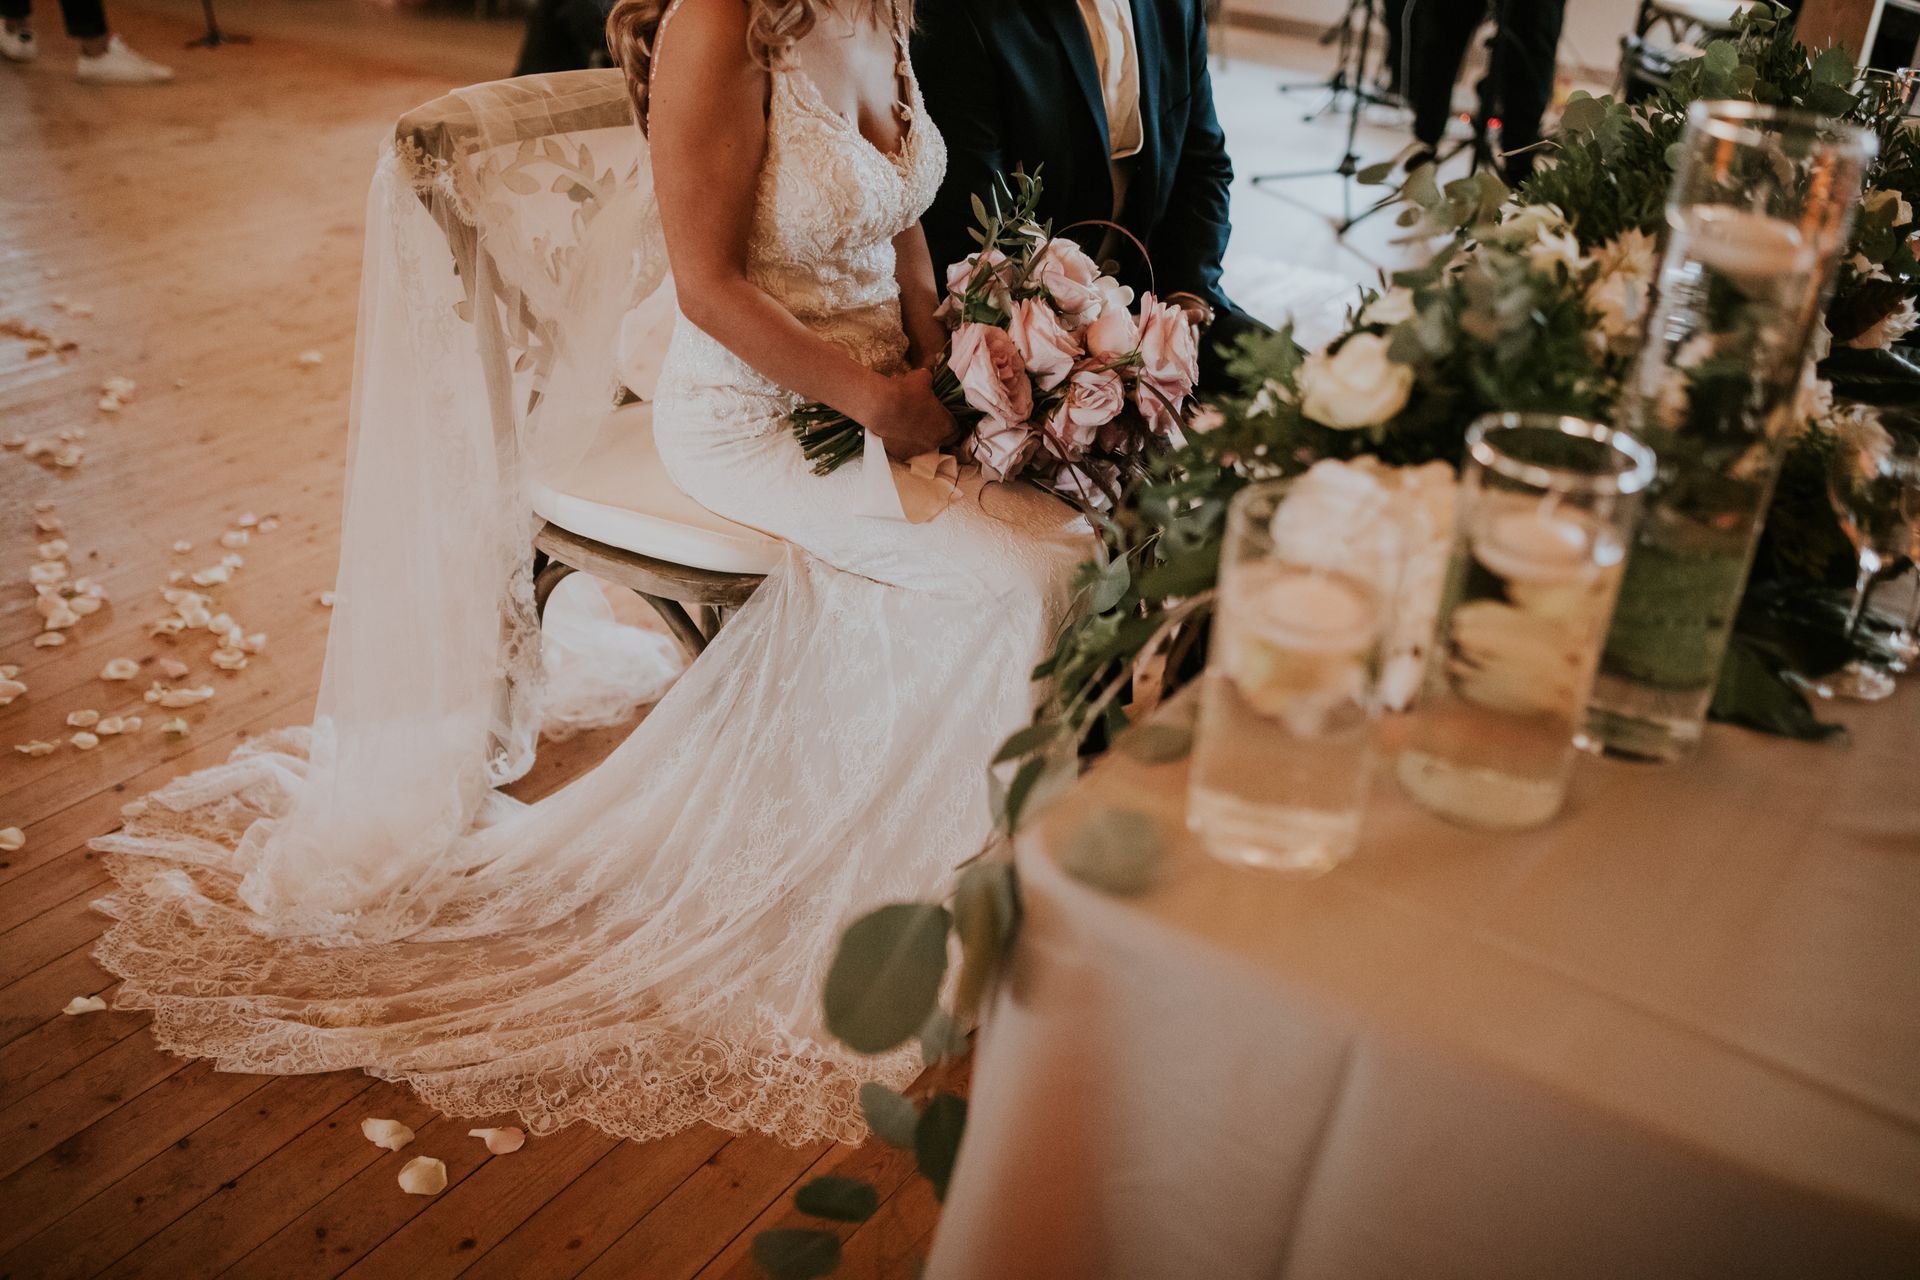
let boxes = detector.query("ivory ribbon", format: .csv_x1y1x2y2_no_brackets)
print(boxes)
856,428,961,523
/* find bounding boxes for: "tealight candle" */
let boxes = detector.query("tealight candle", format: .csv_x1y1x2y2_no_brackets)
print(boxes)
1473,505,1593,585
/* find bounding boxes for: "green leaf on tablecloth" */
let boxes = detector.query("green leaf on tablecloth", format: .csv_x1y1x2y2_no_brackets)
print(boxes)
794,1175,880,1223
914,1092,969,1202
1709,635,1845,741
919,1007,969,1066
951,861,1020,1023
824,903,952,1054
751,1228,841,1279
1116,720,1193,764
1062,807,1165,896
859,1082,920,1150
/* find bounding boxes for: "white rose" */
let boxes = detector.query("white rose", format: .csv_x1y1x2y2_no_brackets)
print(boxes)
1298,333,1415,429
1865,187,1914,229
1528,228,1588,276
1361,287,1415,327
1498,201,1569,240
1587,269,1649,353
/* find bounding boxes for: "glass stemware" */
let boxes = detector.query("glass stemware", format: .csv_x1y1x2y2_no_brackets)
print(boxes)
1889,446,1920,671
1817,412,1912,700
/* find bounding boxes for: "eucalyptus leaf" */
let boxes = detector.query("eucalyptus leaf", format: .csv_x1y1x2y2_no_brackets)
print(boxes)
1355,158,1397,186
751,1228,842,1280
823,903,952,1054
951,861,1019,1022
993,720,1062,764
795,1175,880,1223
1709,636,1844,741
914,1092,969,1202
1062,807,1166,896
918,1007,969,1066
1090,556,1131,612
859,1081,920,1149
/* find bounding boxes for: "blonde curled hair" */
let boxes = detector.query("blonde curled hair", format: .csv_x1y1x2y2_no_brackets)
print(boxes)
608,0,899,130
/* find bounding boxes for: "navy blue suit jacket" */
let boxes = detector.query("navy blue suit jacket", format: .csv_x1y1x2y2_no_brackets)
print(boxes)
911,0,1259,370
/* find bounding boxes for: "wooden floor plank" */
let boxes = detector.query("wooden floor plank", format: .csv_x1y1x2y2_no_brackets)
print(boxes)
0,994,145,1111
0,1072,377,1279
0,944,113,1048
98,1080,441,1280
692,1134,922,1280
339,1126,620,1280
462,1124,732,1280
0,1024,192,1183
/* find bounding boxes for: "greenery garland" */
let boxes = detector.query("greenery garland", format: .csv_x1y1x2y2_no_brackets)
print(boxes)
751,8,1920,1274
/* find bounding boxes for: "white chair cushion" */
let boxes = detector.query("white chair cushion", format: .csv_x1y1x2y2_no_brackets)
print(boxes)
531,402,784,576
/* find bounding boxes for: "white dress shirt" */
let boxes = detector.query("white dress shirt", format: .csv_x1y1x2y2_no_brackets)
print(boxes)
1076,0,1144,161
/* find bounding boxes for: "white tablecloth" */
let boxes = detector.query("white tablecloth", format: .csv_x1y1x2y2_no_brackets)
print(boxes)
926,688,1920,1279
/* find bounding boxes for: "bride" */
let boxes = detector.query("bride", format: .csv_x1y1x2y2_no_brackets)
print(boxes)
89,0,1091,1146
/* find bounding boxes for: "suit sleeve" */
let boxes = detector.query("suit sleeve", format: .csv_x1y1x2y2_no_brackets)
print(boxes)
1152,3,1238,315
910,0,1006,284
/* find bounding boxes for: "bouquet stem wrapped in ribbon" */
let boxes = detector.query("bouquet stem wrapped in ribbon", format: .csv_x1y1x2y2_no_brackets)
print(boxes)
788,173,1200,508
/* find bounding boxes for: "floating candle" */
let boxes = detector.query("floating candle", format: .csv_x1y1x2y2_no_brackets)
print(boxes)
1473,504,1594,585
1236,565,1377,654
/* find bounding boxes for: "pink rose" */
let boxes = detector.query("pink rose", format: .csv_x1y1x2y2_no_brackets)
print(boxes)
1051,460,1121,509
1043,361,1126,461
966,416,1042,481
949,322,1034,434
1031,237,1105,326
1008,298,1083,391
1085,302,1140,362
1133,294,1199,439
943,249,1015,317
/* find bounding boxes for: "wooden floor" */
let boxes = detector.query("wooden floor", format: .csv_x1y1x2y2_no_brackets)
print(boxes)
0,4,935,1275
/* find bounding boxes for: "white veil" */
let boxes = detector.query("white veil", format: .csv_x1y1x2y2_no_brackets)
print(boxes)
112,72,674,940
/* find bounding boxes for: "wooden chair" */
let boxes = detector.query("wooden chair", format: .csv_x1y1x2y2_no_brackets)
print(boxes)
393,69,778,660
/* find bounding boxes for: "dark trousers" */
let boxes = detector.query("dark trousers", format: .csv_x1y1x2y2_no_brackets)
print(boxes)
1405,0,1566,182
0,0,108,39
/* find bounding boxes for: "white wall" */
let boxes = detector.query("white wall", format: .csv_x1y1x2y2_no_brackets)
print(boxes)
1228,0,1643,80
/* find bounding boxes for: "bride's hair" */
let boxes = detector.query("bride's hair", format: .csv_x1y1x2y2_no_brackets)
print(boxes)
608,0,900,130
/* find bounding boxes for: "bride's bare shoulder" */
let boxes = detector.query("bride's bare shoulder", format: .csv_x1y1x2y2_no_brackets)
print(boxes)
655,0,755,77
650,0,764,131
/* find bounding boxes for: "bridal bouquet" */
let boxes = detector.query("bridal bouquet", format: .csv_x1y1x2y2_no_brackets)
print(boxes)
789,174,1199,506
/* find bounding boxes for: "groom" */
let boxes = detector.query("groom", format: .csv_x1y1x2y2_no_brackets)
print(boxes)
912,0,1264,393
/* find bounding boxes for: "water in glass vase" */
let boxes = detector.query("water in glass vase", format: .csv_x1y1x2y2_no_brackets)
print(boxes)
1399,499,1627,829
1189,563,1380,873
1586,205,1818,761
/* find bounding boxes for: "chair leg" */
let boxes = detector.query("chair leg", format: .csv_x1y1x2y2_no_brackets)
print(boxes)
640,593,709,659
533,560,576,621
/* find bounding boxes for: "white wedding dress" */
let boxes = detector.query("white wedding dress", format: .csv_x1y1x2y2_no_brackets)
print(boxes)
90,23,1090,1146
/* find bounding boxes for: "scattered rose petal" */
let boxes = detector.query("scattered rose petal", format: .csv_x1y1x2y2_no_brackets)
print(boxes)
257,517,279,533
190,564,232,587
155,685,215,708
219,530,249,549
29,562,68,586
36,540,68,560
161,717,190,738
236,512,259,528
67,709,100,727
33,633,65,648
172,540,193,554
70,731,100,750
165,570,187,585
68,595,101,617
33,499,55,512
318,592,336,608
62,995,107,1015
15,741,57,756
360,1118,416,1152
150,616,187,637
159,658,190,679
468,1127,525,1155
96,716,139,735
297,350,324,368
178,606,212,628
398,1156,446,1195
1,434,23,449
54,445,85,467
211,648,248,672
239,632,267,654
35,513,63,533
100,658,140,681
43,604,81,630
0,664,20,678
101,375,136,400
0,827,23,852
0,679,25,706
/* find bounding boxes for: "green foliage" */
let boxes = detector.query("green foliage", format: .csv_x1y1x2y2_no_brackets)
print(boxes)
950,861,1019,1024
794,1176,881,1224
753,1229,842,1280
913,1092,969,1202
857,1082,920,1150
1061,808,1166,896
821,904,952,1054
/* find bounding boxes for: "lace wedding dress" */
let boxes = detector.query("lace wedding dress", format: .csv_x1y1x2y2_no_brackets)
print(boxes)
90,19,1091,1146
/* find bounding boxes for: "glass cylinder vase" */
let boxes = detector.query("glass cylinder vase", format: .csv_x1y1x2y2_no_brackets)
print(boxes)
1188,478,1391,875
1585,101,1877,762
1397,415,1655,830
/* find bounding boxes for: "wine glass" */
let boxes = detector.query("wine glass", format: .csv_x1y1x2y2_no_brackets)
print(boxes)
1889,448,1920,672
1819,412,1911,701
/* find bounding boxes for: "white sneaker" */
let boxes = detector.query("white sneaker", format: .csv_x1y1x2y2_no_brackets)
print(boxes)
0,25,37,62
76,34,173,84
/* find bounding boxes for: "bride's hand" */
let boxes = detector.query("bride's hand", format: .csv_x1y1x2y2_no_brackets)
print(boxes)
864,369,959,461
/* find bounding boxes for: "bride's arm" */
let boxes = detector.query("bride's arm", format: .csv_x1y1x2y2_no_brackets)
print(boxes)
893,223,945,370
648,0,954,457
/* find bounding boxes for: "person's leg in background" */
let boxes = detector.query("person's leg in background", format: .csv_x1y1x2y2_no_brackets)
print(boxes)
1,0,173,82
1403,0,1488,166
1488,0,1566,185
